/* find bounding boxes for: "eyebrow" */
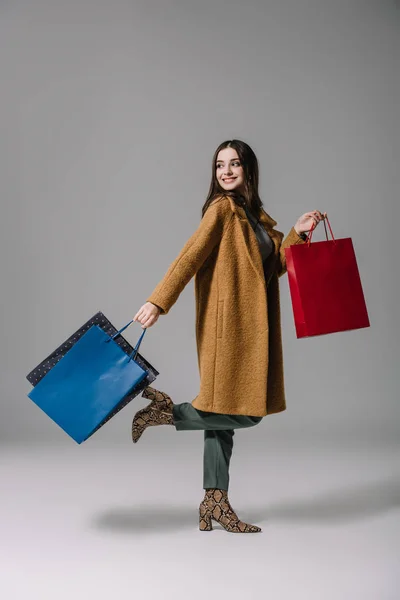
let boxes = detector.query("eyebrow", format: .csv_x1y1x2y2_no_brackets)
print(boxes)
216,158,240,163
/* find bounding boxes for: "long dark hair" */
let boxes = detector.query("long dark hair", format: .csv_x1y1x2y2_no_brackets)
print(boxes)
201,139,263,218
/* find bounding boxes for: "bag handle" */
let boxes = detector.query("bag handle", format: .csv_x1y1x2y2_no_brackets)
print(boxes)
106,319,147,362
305,214,336,246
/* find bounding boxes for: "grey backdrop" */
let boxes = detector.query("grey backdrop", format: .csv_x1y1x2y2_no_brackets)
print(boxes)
2,0,398,445
1,2,399,599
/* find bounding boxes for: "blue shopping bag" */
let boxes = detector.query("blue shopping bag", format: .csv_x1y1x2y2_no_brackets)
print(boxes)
28,320,148,443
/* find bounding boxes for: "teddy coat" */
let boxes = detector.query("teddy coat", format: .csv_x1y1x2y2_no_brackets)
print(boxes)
146,195,306,417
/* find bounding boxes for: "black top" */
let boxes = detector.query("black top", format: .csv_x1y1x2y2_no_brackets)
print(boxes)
241,203,274,264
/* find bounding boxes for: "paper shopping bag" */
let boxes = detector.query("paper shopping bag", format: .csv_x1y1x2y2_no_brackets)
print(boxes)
26,312,159,434
285,217,370,338
28,322,148,443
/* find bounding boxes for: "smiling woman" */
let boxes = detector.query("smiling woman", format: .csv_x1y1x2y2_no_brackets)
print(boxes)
131,139,325,534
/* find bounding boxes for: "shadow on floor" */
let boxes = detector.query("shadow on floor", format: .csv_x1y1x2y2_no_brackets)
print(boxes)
248,476,400,524
92,477,400,533
92,505,197,533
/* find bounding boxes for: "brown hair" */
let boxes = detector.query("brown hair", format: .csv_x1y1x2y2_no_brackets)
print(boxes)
201,139,263,218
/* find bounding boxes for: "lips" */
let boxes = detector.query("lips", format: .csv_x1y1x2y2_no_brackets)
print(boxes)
223,178,236,182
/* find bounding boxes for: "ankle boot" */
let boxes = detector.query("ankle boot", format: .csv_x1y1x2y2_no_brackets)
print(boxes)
199,488,261,533
141,385,174,412
131,386,174,443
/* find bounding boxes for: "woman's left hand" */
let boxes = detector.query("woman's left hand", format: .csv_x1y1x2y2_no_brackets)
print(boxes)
294,210,327,234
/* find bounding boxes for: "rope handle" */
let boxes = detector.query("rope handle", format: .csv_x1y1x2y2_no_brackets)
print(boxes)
305,213,336,246
105,319,147,362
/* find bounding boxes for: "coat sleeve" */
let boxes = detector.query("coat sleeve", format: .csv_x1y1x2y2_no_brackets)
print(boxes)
146,197,233,315
277,226,306,278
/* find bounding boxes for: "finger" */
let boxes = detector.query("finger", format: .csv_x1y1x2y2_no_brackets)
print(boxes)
313,211,324,223
137,310,149,324
141,314,153,328
133,308,144,321
138,317,148,328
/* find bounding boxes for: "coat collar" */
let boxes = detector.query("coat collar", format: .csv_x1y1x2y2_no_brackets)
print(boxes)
225,196,280,289
226,196,278,228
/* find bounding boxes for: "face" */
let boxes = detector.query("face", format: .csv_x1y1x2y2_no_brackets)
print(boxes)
215,147,245,193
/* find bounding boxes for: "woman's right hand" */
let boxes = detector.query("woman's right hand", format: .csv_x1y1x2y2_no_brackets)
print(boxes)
133,302,161,329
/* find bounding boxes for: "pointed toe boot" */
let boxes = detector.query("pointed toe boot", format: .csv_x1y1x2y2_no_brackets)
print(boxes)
199,488,262,533
131,386,174,443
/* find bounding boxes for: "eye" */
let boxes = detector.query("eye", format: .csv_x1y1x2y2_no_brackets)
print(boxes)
216,161,240,168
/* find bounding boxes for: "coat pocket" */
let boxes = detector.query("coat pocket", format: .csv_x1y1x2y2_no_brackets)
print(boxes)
217,299,224,339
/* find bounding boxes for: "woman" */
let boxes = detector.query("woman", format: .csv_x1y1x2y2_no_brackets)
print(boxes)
132,139,325,533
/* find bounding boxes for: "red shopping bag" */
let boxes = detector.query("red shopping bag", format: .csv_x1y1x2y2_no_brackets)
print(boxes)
285,216,370,338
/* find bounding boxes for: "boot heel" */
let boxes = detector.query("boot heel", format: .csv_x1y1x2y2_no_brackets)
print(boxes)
200,489,262,533
199,510,213,531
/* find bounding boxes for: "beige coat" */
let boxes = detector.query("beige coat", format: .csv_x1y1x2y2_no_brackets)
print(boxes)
146,195,306,417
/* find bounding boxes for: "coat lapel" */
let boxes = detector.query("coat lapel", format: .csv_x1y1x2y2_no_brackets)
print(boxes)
227,197,282,287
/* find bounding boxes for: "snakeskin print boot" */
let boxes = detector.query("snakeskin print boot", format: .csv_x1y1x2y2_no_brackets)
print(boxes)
131,386,174,443
199,488,262,533
141,385,174,411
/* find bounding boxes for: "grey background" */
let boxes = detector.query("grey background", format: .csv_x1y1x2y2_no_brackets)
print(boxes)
2,0,398,444
1,2,399,599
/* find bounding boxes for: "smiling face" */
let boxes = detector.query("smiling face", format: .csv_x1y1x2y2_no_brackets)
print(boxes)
215,147,245,194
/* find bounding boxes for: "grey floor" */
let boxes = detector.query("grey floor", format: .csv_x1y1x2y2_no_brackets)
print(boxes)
1,432,399,600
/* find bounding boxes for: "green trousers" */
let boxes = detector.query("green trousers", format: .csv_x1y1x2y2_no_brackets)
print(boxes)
172,402,263,491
